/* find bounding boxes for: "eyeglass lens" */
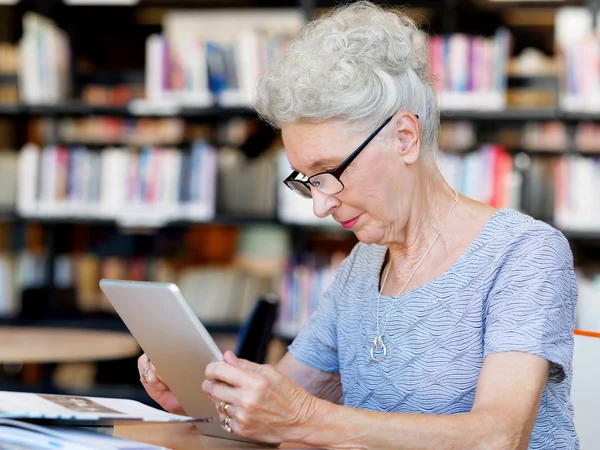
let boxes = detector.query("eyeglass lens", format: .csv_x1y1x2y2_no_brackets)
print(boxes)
286,180,312,198
309,173,343,195
286,172,344,199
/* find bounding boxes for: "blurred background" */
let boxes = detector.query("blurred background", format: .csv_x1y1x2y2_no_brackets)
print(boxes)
0,0,599,408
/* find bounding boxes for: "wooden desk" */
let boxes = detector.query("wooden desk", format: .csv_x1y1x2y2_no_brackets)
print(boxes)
0,326,139,364
115,423,313,450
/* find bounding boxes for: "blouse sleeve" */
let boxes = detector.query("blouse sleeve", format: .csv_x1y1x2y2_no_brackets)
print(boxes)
484,228,577,383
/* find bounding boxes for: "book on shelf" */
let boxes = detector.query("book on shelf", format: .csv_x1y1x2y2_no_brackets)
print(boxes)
0,245,274,323
0,249,51,316
18,12,71,105
0,151,17,212
554,155,600,231
16,250,46,287
575,123,600,153
439,144,521,210
76,254,102,313
140,33,212,111
0,83,18,105
0,223,9,252
0,42,19,75
430,29,511,111
497,119,600,154
17,141,218,226
95,257,269,324
56,117,186,146
217,147,278,217
521,156,556,224
0,41,19,104
276,252,344,339
440,144,574,225
520,121,567,152
439,121,476,152
0,252,16,316
178,266,261,324
0,215,290,322
139,9,302,108
235,224,290,277
559,34,600,112
506,49,559,110
83,83,144,108
556,7,600,112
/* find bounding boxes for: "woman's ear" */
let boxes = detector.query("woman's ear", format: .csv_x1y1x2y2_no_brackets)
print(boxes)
395,113,420,165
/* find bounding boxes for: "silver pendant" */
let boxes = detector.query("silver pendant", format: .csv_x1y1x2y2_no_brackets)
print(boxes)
370,335,386,362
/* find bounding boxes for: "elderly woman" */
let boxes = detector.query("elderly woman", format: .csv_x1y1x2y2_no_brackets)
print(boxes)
138,2,577,448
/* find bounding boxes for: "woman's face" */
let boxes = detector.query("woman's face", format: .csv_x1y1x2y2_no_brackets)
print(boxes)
282,118,417,246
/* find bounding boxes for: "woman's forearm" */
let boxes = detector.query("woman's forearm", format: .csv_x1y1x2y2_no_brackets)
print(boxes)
298,399,522,450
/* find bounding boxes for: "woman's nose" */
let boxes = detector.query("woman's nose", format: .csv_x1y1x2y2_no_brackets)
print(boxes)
311,187,339,219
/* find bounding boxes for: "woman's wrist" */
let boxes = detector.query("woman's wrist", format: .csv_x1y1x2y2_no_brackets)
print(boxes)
291,396,338,446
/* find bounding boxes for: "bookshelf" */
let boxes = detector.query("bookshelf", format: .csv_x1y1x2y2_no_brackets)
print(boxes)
2,213,598,243
5,103,258,118
0,314,243,336
1,0,600,375
2,104,600,122
27,104,141,117
0,104,23,115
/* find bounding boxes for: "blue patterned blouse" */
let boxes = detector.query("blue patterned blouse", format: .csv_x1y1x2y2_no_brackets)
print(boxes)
289,209,578,449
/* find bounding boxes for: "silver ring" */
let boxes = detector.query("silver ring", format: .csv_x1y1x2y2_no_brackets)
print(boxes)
142,365,151,380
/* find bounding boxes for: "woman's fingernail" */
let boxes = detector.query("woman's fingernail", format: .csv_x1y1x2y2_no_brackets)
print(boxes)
202,380,208,390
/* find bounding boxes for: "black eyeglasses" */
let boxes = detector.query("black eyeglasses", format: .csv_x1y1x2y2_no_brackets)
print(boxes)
283,114,417,199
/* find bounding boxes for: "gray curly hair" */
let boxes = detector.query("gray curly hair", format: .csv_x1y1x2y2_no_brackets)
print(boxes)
254,1,439,157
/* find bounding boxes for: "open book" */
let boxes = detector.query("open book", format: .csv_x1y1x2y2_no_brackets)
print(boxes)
0,391,210,426
0,419,169,450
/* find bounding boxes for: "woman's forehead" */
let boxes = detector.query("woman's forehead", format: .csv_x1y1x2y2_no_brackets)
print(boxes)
282,121,355,170
282,119,368,151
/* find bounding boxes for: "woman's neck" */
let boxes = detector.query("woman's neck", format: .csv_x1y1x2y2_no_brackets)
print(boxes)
385,168,459,288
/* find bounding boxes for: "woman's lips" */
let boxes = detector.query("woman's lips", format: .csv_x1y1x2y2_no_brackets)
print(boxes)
340,215,361,229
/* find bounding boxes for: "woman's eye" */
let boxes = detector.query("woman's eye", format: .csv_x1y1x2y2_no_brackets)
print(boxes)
311,180,321,188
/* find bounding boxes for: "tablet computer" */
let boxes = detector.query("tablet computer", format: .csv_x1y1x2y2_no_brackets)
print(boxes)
99,279,272,446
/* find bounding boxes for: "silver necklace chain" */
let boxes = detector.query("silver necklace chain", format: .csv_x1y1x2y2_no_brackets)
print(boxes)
370,192,459,363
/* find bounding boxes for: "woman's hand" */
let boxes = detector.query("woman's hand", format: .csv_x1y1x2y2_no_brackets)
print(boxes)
137,353,187,416
202,350,321,444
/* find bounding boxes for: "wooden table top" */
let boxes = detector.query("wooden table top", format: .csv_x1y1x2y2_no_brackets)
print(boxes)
0,326,140,363
115,423,314,450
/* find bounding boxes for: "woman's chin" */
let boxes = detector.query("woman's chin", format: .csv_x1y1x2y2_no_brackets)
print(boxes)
353,228,384,246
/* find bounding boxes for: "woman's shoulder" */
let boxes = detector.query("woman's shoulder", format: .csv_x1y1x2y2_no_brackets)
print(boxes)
486,208,574,274
490,208,570,250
